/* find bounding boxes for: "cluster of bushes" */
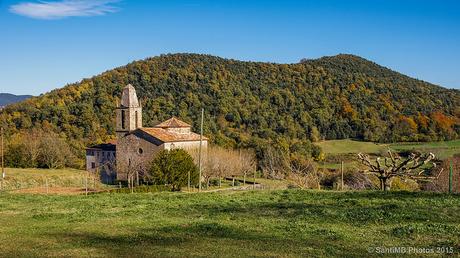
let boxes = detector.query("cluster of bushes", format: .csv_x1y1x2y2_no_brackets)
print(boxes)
4,128,80,169
147,149,199,191
144,147,257,191
109,185,171,193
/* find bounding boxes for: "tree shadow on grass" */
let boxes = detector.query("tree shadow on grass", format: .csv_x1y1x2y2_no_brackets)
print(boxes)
190,197,456,227
45,222,296,257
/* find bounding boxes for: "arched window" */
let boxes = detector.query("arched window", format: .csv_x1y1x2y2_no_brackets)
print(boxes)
121,110,126,129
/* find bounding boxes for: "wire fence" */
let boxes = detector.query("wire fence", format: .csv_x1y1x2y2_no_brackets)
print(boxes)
0,171,107,194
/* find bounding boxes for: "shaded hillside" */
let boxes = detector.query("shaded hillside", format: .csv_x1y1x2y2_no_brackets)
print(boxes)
1,54,459,155
0,93,32,107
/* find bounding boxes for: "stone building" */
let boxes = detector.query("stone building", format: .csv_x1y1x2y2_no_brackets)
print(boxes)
86,84,207,182
85,141,117,183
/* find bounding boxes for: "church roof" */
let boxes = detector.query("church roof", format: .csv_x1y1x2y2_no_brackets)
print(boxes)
137,127,207,143
155,117,191,128
120,84,140,108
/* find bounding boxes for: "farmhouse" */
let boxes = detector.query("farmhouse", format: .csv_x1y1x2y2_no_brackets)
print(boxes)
86,84,208,183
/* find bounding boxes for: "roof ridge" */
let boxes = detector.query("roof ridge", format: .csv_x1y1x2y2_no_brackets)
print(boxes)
155,117,191,128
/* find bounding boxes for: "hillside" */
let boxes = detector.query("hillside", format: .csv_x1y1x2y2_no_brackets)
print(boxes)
1,53,459,156
0,93,32,107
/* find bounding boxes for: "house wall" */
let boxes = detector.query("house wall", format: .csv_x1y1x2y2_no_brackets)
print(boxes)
164,140,208,151
86,149,116,175
165,127,191,134
86,152,97,173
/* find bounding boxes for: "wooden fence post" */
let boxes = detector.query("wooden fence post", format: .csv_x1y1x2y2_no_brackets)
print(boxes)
45,177,49,195
85,173,88,196
341,161,344,191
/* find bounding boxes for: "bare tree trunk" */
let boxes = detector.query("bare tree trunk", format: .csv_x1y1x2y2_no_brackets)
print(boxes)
383,178,390,191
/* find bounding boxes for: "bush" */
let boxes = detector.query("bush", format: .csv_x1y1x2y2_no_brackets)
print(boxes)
321,169,375,190
109,185,171,193
147,149,199,191
390,177,419,191
209,178,220,186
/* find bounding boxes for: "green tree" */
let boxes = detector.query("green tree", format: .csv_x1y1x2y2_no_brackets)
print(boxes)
148,149,198,191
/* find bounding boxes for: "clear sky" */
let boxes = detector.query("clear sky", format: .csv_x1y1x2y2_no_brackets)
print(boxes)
1,0,459,95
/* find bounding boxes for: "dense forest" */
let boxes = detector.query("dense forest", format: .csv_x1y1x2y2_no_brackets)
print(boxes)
1,53,459,164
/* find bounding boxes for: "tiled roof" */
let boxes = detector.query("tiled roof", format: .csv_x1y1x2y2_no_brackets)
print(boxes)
138,127,207,143
155,117,191,128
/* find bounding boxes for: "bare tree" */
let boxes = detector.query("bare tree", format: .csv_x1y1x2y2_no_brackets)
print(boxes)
23,128,42,167
239,149,256,185
38,133,74,169
358,150,436,191
190,146,257,189
288,157,320,189
260,146,289,179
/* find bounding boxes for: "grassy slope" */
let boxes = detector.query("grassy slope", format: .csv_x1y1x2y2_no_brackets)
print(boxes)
1,168,103,191
390,140,460,160
0,190,458,257
316,139,388,154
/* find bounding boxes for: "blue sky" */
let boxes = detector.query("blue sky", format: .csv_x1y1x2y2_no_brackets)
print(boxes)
1,0,459,95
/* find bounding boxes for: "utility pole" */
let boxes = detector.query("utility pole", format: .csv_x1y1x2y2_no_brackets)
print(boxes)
1,127,4,180
198,108,204,192
449,159,453,194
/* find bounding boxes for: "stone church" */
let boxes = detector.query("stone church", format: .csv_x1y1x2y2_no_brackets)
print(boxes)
86,84,207,183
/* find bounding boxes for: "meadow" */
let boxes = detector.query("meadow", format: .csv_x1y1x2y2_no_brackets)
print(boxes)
0,190,458,257
0,168,105,193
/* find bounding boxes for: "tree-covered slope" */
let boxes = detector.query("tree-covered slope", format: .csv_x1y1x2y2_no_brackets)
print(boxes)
1,54,459,153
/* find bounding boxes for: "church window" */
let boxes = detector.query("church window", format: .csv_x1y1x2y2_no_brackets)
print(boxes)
121,110,126,129
135,111,139,128
138,148,144,155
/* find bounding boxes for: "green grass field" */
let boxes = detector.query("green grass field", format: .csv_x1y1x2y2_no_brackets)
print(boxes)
390,140,460,160
0,190,458,257
315,139,387,154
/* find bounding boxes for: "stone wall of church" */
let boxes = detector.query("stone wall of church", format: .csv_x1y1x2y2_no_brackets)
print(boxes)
116,133,164,181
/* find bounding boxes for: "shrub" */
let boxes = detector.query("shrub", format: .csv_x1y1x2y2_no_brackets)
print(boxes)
390,177,419,191
147,149,199,191
109,185,171,193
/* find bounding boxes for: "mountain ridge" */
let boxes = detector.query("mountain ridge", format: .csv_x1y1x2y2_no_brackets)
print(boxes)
0,93,32,107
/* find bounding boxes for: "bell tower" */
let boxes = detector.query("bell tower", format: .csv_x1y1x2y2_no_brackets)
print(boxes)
116,84,142,136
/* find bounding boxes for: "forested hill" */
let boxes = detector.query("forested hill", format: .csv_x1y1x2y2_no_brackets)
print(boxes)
1,53,459,153
0,93,32,107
